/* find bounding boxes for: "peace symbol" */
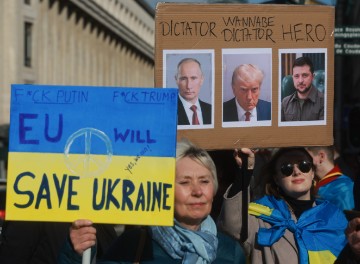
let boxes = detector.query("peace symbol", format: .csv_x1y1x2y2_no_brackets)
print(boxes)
64,128,113,178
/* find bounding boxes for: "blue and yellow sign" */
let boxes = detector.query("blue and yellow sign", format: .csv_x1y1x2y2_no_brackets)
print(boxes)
7,85,178,226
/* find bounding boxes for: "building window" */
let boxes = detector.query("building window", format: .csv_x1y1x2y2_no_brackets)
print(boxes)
24,0,31,5
24,22,32,67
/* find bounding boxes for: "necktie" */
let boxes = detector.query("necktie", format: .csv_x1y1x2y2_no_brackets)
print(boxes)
245,111,251,121
190,105,200,125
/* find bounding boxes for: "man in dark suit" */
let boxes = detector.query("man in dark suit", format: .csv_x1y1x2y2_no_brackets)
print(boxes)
175,58,212,126
223,64,271,122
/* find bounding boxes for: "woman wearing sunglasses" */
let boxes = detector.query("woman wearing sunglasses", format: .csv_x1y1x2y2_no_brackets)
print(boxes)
218,147,348,264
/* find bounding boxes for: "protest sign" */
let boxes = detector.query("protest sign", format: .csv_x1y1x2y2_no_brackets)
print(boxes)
6,85,178,226
155,3,335,149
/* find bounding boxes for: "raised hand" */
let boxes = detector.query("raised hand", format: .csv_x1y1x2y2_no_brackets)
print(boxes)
233,148,256,170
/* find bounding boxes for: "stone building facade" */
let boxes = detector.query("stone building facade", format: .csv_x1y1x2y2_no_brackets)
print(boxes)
0,0,155,124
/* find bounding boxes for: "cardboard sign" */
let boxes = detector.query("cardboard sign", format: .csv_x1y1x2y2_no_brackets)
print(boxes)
155,3,335,149
7,85,178,226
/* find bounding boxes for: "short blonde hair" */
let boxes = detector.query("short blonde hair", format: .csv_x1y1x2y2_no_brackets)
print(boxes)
176,139,218,194
232,64,264,86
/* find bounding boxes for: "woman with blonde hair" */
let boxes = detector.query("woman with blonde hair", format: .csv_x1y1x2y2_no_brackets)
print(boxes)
59,139,246,264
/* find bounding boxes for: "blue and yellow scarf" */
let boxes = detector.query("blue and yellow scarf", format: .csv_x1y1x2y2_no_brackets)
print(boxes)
249,196,347,264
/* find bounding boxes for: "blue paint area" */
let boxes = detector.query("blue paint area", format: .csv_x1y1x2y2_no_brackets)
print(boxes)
10,85,178,157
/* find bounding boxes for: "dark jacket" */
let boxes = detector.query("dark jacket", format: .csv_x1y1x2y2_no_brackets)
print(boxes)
281,86,324,121
335,244,360,264
0,221,117,264
59,227,246,264
223,97,271,122
177,96,212,125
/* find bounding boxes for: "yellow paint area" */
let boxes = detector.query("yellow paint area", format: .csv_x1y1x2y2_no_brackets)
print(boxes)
6,152,175,226
308,250,336,263
249,202,273,217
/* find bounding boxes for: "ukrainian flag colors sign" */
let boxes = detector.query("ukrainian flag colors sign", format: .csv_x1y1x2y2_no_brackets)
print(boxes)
6,85,178,226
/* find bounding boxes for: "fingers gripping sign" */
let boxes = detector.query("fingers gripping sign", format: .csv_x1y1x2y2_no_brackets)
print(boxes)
69,219,96,256
234,148,256,170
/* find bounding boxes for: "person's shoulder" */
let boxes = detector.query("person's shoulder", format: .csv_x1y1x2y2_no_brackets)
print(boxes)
223,97,236,106
336,175,354,183
315,199,345,213
258,99,271,107
310,86,324,100
318,89,324,98
313,200,348,228
282,93,294,104
216,231,246,264
323,176,354,194
313,85,324,96
217,231,242,249
199,99,211,107
258,98,270,103
218,230,234,239
321,175,354,189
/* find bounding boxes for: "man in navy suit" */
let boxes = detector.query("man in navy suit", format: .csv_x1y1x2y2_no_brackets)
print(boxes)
175,58,212,126
223,64,271,122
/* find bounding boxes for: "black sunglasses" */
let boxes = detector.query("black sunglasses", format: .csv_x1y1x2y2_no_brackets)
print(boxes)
280,160,312,177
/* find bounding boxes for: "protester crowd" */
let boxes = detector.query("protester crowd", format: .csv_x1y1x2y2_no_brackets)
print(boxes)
0,137,358,264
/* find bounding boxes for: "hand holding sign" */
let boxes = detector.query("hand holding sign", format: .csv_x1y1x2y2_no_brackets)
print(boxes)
70,219,96,255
